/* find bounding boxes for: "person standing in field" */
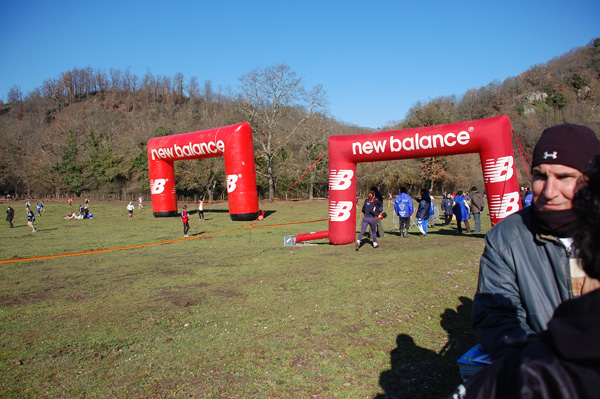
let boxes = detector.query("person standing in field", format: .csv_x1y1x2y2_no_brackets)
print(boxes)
416,188,431,236
356,191,381,250
127,201,134,221
198,197,204,221
6,206,15,228
27,207,36,232
182,205,190,237
470,187,485,233
394,187,413,238
441,193,454,225
453,191,471,234
138,196,143,209
68,197,72,207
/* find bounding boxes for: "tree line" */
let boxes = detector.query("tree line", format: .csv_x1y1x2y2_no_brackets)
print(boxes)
1,38,599,202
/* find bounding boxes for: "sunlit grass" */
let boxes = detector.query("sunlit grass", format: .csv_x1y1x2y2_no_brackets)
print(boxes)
1,199,485,398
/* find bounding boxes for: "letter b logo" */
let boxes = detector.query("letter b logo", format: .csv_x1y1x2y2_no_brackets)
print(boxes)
329,170,354,191
151,179,167,194
329,201,353,222
227,174,239,193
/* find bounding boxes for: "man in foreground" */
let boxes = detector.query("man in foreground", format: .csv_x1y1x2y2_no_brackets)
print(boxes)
453,154,600,399
471,123,600,358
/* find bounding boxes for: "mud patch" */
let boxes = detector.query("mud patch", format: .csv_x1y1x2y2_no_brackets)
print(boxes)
0,288,54,307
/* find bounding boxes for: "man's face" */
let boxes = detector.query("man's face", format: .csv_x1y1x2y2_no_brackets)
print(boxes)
532,163,582,211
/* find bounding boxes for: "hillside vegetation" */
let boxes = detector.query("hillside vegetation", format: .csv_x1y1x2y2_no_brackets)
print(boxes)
1,38,599,201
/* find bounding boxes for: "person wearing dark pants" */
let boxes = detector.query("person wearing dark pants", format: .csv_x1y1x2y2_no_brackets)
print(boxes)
181,205,190,238
6,206,14,228
470,187,484,233
356,191,380,250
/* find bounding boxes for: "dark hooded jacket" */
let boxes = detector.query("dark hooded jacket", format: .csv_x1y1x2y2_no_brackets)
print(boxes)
453,288,600,399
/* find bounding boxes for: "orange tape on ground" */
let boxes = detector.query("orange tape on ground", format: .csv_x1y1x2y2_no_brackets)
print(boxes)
0,219,328,264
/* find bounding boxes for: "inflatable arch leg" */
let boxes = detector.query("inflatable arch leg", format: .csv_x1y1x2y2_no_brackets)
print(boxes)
296,115,521,245
147,122,260,221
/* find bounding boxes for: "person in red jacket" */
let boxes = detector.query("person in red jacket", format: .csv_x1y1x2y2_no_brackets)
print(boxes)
181,205,190,238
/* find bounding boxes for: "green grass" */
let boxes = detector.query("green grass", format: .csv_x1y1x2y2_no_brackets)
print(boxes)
1,199,485,398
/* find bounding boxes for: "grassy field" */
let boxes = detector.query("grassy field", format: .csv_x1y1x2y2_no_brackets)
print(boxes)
0,199,486,398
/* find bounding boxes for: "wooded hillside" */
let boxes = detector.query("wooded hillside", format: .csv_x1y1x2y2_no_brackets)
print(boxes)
1,38,599,201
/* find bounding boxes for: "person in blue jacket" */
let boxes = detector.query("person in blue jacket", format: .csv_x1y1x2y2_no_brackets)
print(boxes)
523,188,533,207
394,187,413,238
428,197,436,228
416,188,431,236
453,191,472,234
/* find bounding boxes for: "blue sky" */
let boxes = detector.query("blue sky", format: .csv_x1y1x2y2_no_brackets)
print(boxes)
1,0,599,129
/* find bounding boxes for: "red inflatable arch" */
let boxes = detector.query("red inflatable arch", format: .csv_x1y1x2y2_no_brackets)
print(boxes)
309,115,520,245
147,122,260,221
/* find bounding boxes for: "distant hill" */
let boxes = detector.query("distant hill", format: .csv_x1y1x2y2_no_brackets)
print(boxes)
1,38,599,199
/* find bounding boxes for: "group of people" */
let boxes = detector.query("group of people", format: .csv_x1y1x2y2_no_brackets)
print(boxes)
440,188,485,234
453,123,600,397
5,202,40,232
357,184,487,248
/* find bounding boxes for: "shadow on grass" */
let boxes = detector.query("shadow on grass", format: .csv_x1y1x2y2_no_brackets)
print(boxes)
386,224,486,239
374,297,477,398
188,209,277,219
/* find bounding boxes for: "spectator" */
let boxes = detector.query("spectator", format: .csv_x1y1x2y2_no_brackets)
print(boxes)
356,191,381,250
394,187,413,238
451,154,600,399
523,188,533,207
441,193,454,225
470,187,484,233
6,206,14,228
452,191,471,234
428,195,436,228
471,123,600,359
416,188,431,237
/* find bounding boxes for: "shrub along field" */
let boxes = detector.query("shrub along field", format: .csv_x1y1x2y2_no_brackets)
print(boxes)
0,199,487,398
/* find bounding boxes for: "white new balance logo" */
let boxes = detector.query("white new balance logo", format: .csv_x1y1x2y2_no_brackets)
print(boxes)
329,170,354,191
483,156,514,183
543,151,558,159
329,201,353,222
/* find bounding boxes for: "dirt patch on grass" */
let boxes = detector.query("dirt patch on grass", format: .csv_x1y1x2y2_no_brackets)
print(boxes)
0,288,54,307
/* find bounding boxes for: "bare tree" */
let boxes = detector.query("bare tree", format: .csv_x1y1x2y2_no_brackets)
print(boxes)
237,63,327,201
188,76,200,100
173,72,185,97
7,85,23,103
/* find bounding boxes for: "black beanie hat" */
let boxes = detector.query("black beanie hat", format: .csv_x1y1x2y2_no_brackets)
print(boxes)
532,124,600,172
